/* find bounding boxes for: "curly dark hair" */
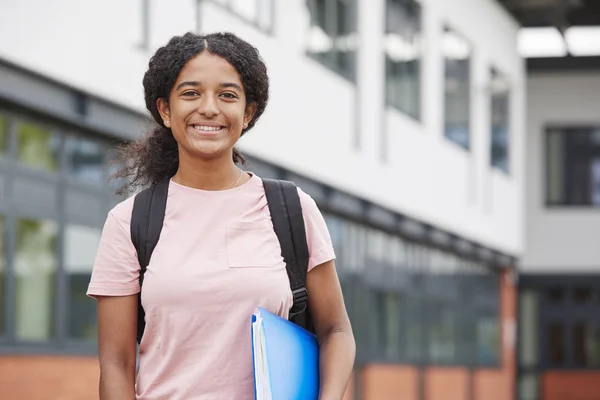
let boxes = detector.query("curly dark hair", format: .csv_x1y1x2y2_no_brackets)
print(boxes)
112,31,269,195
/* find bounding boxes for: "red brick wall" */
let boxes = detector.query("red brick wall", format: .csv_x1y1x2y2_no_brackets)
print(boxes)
424,367,469,400
361,365,419,400
543,371,600,400
0,356,99,400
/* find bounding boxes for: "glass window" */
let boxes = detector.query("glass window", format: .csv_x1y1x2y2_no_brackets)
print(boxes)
518,373,539,400
65,135,106,184
214,0,274,32
213,0,275,32
384,0,422,119
476,313,501,365
443,27,472,149
0,216,5,336
16,120,60,172
519,290,539,367
548,323,566,366
65,224,102,340
306,0,357,81
573,322,600,367
404,295,422,362
490,68,510,173
0,115,8,154
548,286,565,303
15,218,58,341
374,290,401,361
429,299,457,363
546,127,600,206
573,287,596,304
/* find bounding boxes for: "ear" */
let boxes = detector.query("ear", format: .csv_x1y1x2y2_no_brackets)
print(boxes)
156,98,171,127
243,102,257,129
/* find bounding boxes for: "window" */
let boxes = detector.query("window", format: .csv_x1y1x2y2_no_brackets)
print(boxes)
429,298,457,363
306,0,357,81
212,0,274,33
375,290,402,360
0,216,5,336
491,68,510,173
546,127,600,206
385,0,422,119
15,218,58,341
0,115,8,154
64,224,101,340
474,272,501,365
548,323,566,366
519,291,539,367
443,27,471,149
65,135,106,184
16,120,60,172
573,322,600,367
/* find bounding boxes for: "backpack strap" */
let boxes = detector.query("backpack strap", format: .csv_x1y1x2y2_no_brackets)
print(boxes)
262,178,312,331
130,179,169,344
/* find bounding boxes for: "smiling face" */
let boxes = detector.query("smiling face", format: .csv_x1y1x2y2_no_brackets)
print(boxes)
157,51,256,161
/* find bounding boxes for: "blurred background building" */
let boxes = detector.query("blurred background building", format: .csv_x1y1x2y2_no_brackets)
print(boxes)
0,0,597,399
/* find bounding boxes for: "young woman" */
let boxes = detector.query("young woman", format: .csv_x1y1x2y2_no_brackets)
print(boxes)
87,32,355,400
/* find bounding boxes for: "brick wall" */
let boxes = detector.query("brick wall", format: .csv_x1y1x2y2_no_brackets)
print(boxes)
543,371,600,400
0,356,99,400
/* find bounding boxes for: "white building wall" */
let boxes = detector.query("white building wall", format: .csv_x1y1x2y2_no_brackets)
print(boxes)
0,0,525,257
523,72,600,272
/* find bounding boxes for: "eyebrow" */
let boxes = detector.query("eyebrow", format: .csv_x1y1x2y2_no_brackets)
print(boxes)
175,81,243,91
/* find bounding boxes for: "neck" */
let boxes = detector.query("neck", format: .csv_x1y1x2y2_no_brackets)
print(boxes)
173,149,244,191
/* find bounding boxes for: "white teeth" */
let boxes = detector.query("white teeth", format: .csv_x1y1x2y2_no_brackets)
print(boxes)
193,125,222,132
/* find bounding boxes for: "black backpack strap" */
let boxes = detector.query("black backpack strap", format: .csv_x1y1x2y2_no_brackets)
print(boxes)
262,178,312,331
130,179,169,343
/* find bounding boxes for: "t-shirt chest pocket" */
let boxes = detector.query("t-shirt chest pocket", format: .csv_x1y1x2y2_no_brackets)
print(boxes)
225,220,283,268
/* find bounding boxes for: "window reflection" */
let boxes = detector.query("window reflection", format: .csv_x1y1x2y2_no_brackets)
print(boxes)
306,0,357,80
490,68,510,173
573,322,600,367
385,0,422,119
65,224,101,340
65,135,106,184
15,218,58,341
548,323,565,365
0,115,8,154
429,299,457,363
443,27,471,149
476,314,501,364
17,120,60,172
0,216,5,336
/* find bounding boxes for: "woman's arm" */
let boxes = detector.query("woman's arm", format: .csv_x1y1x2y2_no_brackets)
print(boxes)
96,294,138,400
306,260,356,400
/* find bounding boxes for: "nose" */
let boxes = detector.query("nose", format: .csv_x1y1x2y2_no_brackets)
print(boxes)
197,93,220,117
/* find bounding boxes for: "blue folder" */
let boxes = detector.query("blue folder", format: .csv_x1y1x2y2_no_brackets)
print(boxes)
251,307,319,400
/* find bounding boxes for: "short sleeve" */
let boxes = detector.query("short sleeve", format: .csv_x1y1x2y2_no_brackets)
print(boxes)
87,198,141,298
297,188,336,272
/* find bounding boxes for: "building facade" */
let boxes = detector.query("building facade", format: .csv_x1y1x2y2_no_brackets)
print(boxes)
520,70,600,400
0,0,525,399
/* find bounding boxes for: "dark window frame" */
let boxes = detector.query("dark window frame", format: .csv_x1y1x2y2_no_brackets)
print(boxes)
545,125,600,207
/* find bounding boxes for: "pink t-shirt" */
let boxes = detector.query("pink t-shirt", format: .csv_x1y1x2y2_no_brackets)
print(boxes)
87,172,336,400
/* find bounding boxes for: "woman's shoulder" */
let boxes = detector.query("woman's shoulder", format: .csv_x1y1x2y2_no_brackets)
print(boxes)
104,191,138,230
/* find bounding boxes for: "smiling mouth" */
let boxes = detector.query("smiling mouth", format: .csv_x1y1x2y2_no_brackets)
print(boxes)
190,124,225,132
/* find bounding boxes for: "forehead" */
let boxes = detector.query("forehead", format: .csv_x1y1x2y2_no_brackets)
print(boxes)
176,51,242,85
